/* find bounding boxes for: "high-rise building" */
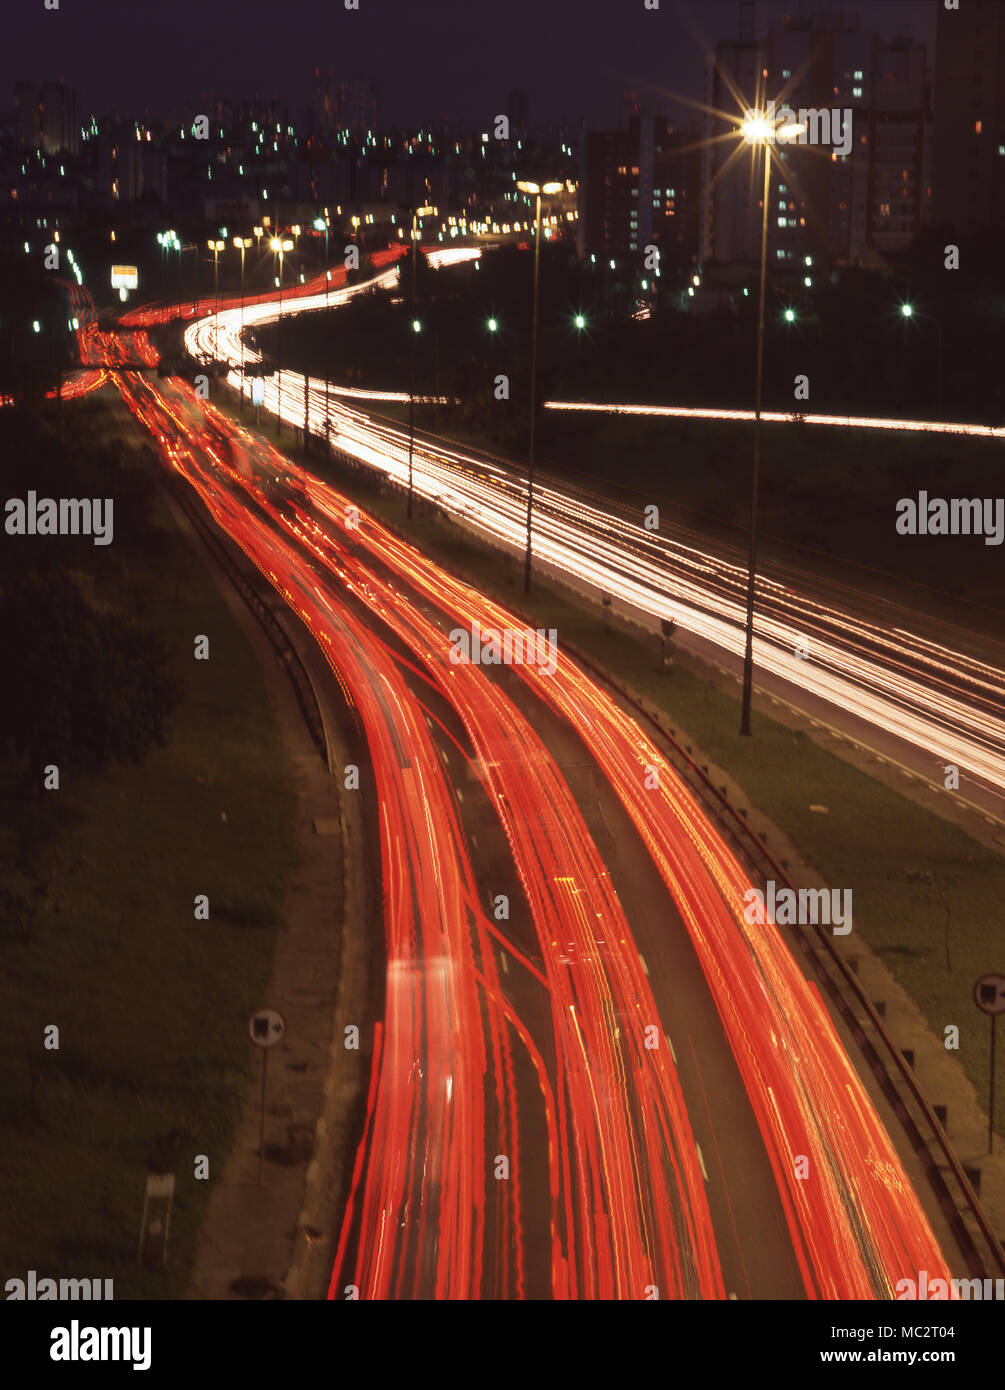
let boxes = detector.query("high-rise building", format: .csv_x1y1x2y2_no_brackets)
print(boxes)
701,11,932,268
508,88,529,135
620,87,641,130
933,0,1005,234
13,81,79,154
313,71,379,136
579,117,700,266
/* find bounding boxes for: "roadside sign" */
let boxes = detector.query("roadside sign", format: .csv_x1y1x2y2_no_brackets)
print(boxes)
973,974,1005,1015
248,1007,285,1048
249,1009,286,1186
973,974,1005,1155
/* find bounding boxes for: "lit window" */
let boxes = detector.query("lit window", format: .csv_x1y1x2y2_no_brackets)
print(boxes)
853,87,863,98
976,120,983,134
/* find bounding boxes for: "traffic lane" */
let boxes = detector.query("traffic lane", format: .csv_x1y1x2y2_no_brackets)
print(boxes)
327,500,802,1296
482,663,807,1300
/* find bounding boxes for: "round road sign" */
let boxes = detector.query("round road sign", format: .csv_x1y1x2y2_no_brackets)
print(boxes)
248,1007,286,1048
973,974,1005,1016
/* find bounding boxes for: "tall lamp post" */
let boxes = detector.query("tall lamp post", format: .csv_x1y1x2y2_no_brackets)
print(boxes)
900,301,943,418
234,236,252,411
516,180,562,592
314,215,331,439
737,111,802,736
406,203,435,519
253,225,264,289
270,235,293,434
208,238,225,320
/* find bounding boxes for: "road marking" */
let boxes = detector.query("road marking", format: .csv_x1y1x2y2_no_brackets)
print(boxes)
457,788,464,802
638,953,649,978
695,1142,709,1181
499,951,509,975
664,1033,677,1064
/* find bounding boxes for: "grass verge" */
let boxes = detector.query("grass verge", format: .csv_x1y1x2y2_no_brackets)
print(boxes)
0,389,297,1297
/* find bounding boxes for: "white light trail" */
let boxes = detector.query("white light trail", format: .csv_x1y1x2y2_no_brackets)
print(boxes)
185,279,1005,808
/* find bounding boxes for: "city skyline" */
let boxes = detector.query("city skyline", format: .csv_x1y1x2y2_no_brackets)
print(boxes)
7,0,936,130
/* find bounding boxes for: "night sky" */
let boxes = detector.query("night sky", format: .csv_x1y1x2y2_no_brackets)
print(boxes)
8,0,937,128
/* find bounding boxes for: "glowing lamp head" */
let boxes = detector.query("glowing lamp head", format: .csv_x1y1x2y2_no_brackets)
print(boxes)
901,302,914,318
575,314,586,329
741,112,772,144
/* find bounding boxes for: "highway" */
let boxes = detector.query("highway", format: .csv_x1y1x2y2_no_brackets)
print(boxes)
183,260,1005,821
34,261,986,1296
94,346,956,1298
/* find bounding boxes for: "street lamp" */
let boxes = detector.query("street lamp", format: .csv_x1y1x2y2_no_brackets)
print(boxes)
207,238,225,318
291,223,302,279
573,311,588,389
515,180,562,591
234,237,252,411
253,225,264,288
270,235,293,433
737,109,803,736
314,215,331,441
406,203,436,519
900,300,943,416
